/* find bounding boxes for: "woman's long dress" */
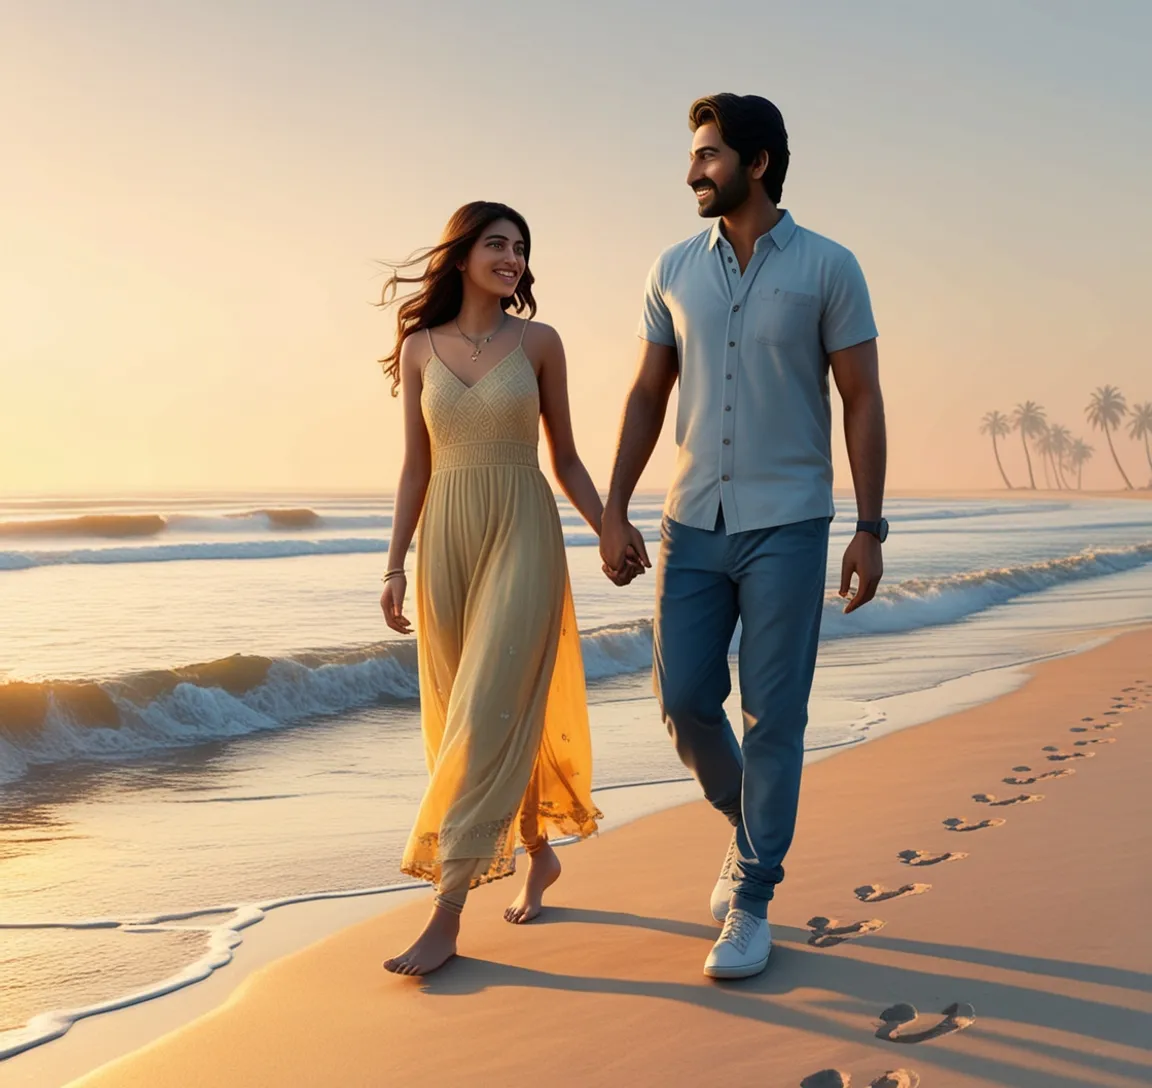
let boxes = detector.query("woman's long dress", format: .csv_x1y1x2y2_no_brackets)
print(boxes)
400,332,601,892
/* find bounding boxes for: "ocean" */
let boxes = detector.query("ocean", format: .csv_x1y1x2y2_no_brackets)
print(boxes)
2,490,1151,1059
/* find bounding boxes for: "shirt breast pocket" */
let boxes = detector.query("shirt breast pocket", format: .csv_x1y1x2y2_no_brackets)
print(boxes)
754,287,818,346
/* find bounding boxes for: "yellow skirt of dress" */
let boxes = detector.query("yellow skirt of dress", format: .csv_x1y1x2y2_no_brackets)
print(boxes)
401,461,601,890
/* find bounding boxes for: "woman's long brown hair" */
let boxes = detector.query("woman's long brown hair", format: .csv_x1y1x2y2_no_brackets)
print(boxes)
376,202,537,397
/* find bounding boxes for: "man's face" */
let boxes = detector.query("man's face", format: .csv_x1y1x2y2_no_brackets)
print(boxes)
686,121,752,218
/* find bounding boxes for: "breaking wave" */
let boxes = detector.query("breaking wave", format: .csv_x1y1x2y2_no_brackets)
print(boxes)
3,540,1150,782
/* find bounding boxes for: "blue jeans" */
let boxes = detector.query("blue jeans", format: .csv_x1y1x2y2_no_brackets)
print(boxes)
653,511,830,918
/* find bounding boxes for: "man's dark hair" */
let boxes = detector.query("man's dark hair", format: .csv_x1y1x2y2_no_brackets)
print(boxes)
689,93,790,204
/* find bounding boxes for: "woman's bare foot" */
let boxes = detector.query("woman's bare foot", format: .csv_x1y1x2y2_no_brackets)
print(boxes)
382,904,460,976
504,842,562,924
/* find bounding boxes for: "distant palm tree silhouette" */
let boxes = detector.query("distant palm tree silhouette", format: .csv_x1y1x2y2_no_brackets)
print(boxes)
979,410,1013,489
1128,401,1152,487
1033,424,1058,489
1085,386,1133,489
1012,401,1046,489
1048,424,1073,489
1067,438,1094,490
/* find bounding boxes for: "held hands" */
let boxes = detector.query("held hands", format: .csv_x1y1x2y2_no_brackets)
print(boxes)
839,531,883,613
600,512,651,587
380,574,413,634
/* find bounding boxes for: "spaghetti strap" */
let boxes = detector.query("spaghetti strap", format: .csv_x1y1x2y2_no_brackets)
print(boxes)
517,315,530,348
419,327,435,377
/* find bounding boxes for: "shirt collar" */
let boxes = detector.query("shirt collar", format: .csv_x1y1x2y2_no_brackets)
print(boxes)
708,209,797,252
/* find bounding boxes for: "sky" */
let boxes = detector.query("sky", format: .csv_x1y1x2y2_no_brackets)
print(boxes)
2,0,1151,496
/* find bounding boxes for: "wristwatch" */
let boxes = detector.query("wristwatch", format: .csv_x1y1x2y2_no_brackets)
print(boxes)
856,518,889,543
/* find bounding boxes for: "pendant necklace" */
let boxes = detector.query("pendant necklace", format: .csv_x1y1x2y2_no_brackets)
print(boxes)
455,313,506,363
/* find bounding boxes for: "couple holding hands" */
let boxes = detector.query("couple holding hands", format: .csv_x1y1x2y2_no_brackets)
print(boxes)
378,92,887,979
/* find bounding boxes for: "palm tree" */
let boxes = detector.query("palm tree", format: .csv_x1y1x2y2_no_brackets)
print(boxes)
1067,439,1094,490
1033,424,1058,489
1049,424,1073,489
979,410,1013,489
1127,401,1152,487
1085,386,1133,489
1012,401,1047,489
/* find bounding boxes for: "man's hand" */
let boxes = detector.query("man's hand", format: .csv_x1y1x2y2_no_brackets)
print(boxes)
601,547,647,586
839,532,883,614
600,510,651,586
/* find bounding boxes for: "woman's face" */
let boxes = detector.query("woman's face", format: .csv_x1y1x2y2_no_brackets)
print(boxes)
460,218,527,299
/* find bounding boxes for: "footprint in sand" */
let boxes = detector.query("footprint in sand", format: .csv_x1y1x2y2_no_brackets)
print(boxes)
800,1072,921,1088
1043,746,1095,762
1004,767,1073,785
871,1073,921,1088
800,1071,852,1087
1074,737,1116,747
1094,722,1121,731
855,883,931,903
972,792,1043,806
898,849,967,867
943,817,1005,832
807,916,886,947
876,1001,976,1044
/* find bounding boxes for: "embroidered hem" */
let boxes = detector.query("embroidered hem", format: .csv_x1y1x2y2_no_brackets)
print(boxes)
401,804,603,890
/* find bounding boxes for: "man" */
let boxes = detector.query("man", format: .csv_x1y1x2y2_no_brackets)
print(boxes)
600,93,887,980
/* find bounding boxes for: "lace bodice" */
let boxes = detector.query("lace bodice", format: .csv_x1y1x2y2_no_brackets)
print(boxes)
420,346,541,471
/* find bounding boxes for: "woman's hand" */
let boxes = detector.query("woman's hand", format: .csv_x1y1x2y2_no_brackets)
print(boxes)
600,510,650,586
380,575,413,634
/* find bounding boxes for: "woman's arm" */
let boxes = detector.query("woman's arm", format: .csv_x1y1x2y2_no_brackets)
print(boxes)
535,324,604,536
380,335,431,633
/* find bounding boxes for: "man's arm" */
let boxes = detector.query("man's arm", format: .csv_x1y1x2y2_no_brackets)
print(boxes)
830,338,886,612
601,339,679,575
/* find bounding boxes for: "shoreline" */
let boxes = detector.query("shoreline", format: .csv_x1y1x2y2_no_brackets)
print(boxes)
1,622,1145,1086
877,487,1152,502
56,625,1152,1088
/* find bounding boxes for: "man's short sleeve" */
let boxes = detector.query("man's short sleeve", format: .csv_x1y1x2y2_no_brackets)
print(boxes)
637,254,676,346
821,251,878,354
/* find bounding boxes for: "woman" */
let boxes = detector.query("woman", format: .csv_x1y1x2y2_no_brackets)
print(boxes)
377,202,626,976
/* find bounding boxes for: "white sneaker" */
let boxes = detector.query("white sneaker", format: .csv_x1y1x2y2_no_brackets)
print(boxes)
703,908,771,979
710,831,739,924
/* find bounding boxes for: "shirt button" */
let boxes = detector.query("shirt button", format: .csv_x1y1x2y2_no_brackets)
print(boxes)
721,475,730,481
726,373,732,379
725,405,732,411
723,439,731,445
732,305,740,312
728,341,735,347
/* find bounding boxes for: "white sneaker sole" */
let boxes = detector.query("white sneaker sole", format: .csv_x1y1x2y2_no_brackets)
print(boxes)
703,952,770,980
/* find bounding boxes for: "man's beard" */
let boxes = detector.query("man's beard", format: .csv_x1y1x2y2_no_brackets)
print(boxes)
695,171,752,218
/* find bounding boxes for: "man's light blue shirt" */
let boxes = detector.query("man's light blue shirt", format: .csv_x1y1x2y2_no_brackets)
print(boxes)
638,211,878,533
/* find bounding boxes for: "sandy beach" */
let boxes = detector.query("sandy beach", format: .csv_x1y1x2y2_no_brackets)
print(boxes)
42,626,1149,1088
